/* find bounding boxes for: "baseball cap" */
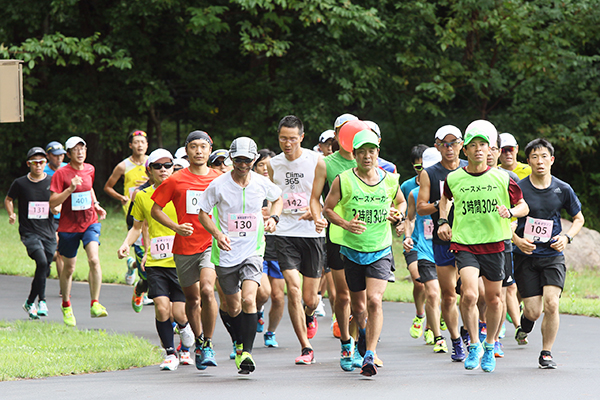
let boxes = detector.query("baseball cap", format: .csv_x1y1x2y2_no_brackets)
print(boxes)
464,120,497,146
45,141,67,155
352,130,380,149
334,113,358,129
364,121,381,138
422,147,442,169
147,148,173,167
65,136,86,151
27,147,47,160
174,147,187,159
434,125,462,141
500,133,518,148
209,149,232,166
319,130,335,143
229,137,258,160
185,130,213,146
173,158,190,169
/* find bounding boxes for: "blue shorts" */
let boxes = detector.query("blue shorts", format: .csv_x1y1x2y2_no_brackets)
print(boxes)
433,243,455,267
263,260,284,279
58,223,101,259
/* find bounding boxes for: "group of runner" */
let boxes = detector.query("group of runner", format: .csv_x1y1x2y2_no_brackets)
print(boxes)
6,114,583,376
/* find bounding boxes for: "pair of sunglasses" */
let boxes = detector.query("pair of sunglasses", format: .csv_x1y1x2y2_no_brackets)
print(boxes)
232,157,253,164
150,162,173,170
28,159,47,165
502,146,515,153
413,163,423,172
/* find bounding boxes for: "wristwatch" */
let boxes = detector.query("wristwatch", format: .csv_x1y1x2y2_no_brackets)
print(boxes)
270,215,280,224
564,234,573,244
438,218,449,226
433,200,440,210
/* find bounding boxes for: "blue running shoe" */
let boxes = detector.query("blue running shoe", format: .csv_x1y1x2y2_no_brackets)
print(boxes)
451,338,466,362
352,343,363,369
357,328,366,357
464,343,483,370
340,338,355,372
195,344,207,370
230,342,236,360
481,341,496,372
264,331,279,348
478,321,487,343
201,343,218,367
499,322,506,339
494,341,504,358
257,310,265,333
360,351,377,377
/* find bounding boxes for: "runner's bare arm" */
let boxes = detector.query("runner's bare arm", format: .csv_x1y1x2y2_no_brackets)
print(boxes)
416,170,435,217
403,191,416,250
393,185,407,236
49,175,81,208
437,193,452,241
310,158,329,233
4,196,16,225
266,197,283,233
117,219,143,259
198,209,231,251
103,161,128,205
151,202,193,236
550,211,584,252
91,189,106,220
497,198,528,219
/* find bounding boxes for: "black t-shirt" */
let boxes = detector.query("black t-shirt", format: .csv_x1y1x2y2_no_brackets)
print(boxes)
515,176,581,257
7,174,55,239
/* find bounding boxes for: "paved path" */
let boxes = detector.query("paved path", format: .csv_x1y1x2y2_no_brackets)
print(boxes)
1,274,599,399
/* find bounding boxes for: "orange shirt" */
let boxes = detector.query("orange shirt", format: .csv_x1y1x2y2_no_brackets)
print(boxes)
151,167,221,255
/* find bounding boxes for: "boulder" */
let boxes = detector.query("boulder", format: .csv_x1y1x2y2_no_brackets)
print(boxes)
561,218,600,271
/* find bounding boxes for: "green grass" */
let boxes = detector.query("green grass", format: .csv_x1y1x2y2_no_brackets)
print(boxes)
0,320,162,381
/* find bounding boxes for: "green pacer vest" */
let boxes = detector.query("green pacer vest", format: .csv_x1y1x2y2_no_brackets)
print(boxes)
446,167,512,245
324,151,357,244
334,169,399,253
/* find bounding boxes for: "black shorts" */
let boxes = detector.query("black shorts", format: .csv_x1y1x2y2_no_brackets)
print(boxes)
275,236,324,279
326,228,345,271
21,233,57,261
513,254,566,298
145,266,186,302
404,250,418,267
417,259,438,283
455,251,505,282
502,250,515,287
343,252,393,292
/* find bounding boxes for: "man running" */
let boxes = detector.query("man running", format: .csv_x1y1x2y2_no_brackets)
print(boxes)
44,141,67,281
498,133,532,180
151,130,220,370
199,137,283,374
6,147,58,319
512,138,584,369
49,136,108,326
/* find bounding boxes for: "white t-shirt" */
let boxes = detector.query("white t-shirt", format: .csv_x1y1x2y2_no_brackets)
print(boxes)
270,148,325,238
199,171,282,267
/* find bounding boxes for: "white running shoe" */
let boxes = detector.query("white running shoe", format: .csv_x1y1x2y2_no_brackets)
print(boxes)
179,350,193,366
314,295,326,317
142,293,154,305
179,323,195,348
160,354,179,371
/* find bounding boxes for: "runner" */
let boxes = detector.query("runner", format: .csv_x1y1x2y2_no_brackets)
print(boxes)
437,122,528,372
117,149,195,370
175,147,188,161
209,149,233,174
173,158,189,172
151,130,221,370
49,136,108,326
44,141,67,281
512,138,584,369
5,147,58,319
316,130,335,156
199,137,283,374
268,115,325,365
416,125,468,362
499,133,532,180
323,129,406,377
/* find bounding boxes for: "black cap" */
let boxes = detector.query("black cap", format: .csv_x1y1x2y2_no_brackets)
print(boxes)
27,147,47,160
185,130,213,146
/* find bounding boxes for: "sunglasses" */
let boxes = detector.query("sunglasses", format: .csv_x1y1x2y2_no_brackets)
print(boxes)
437,140,461,149
501,146,515,153
131,130,147,137
150,162,173,170
212,158,226,167
28,159,47,165
232,157,253,164
413,163,423,172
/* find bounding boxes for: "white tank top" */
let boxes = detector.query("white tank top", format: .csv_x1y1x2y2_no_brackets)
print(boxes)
270,149,325,238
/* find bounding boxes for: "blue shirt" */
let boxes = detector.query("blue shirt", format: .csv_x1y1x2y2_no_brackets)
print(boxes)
44,162,67,219
410,187,434,263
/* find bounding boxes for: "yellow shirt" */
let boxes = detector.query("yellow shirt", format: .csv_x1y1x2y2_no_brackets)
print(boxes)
512,161,532,180
131,185,177,268
123,156,148,214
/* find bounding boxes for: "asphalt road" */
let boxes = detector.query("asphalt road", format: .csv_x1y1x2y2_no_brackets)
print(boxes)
1,274,599,400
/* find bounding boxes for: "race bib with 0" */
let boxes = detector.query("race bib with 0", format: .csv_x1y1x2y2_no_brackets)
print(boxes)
186,190,202,214
28,201,49,219
523,217,553,243
151,236,174,259
71,191,92,211
228,213,258,237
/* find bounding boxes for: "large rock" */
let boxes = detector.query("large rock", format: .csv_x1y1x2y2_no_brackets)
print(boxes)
561,218,600,271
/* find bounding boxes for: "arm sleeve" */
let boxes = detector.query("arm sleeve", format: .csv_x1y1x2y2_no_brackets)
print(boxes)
508,178,523,206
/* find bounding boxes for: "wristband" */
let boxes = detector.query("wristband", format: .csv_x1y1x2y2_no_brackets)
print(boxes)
270,215,280,224
438,218,449,226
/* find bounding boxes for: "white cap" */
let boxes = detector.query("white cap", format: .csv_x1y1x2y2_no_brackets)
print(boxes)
229,137,258,160
465,120,497,147
434,125,462,141
422,147,442,169
65,136,86,151
313,144,322,153
334,113,358,129
173,158,190,169
146,149,173,167
319,130,335,143
174,147,186,159
365,121,381,138
500,133,518,148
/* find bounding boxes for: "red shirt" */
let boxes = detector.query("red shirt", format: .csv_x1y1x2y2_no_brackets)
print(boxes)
50,163,98,233
151,167,221,255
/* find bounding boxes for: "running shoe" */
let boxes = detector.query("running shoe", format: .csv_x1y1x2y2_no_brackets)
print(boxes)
179,350,193,366
340,338,355,372
257,309,265,333
387,270,396,283
179,323,195,348
234,342,243,365
264,331,279,348
499,322,506,339
357,328,366,357
451,338,466,362
306,314,318,339
538,351,557,369
423,328,435,345
131,291,143,313
434,337,448,353
142,293,154,305
481,341,496,372
360,352,377,377
200,342,218,367
352,343,363,369
315,294,326,317
374,354,383,367
23,301,40,320
195,344,207,370
515,327,529,345
494,341,504,358
460,325,471,349
37,300,48,317
62,305,76,326
478,321,487,342
295,348,315,365
440,316,447,331
90,302,108,318
464,343,483,370
230,342,237,360
160,354,179,371
125,256,136,285
332,318,341,338
410,315,425,338
238,352,256,374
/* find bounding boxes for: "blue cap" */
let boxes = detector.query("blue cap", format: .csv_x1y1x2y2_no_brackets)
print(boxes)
45,141,67,155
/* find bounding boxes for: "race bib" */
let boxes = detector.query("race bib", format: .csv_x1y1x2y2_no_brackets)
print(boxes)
423,219,434,240
282,192,308,214
524,217,553,243
186,190,202,214
71,191,92,211
228,213,258,237
28,201,49,219
150,236,174,259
